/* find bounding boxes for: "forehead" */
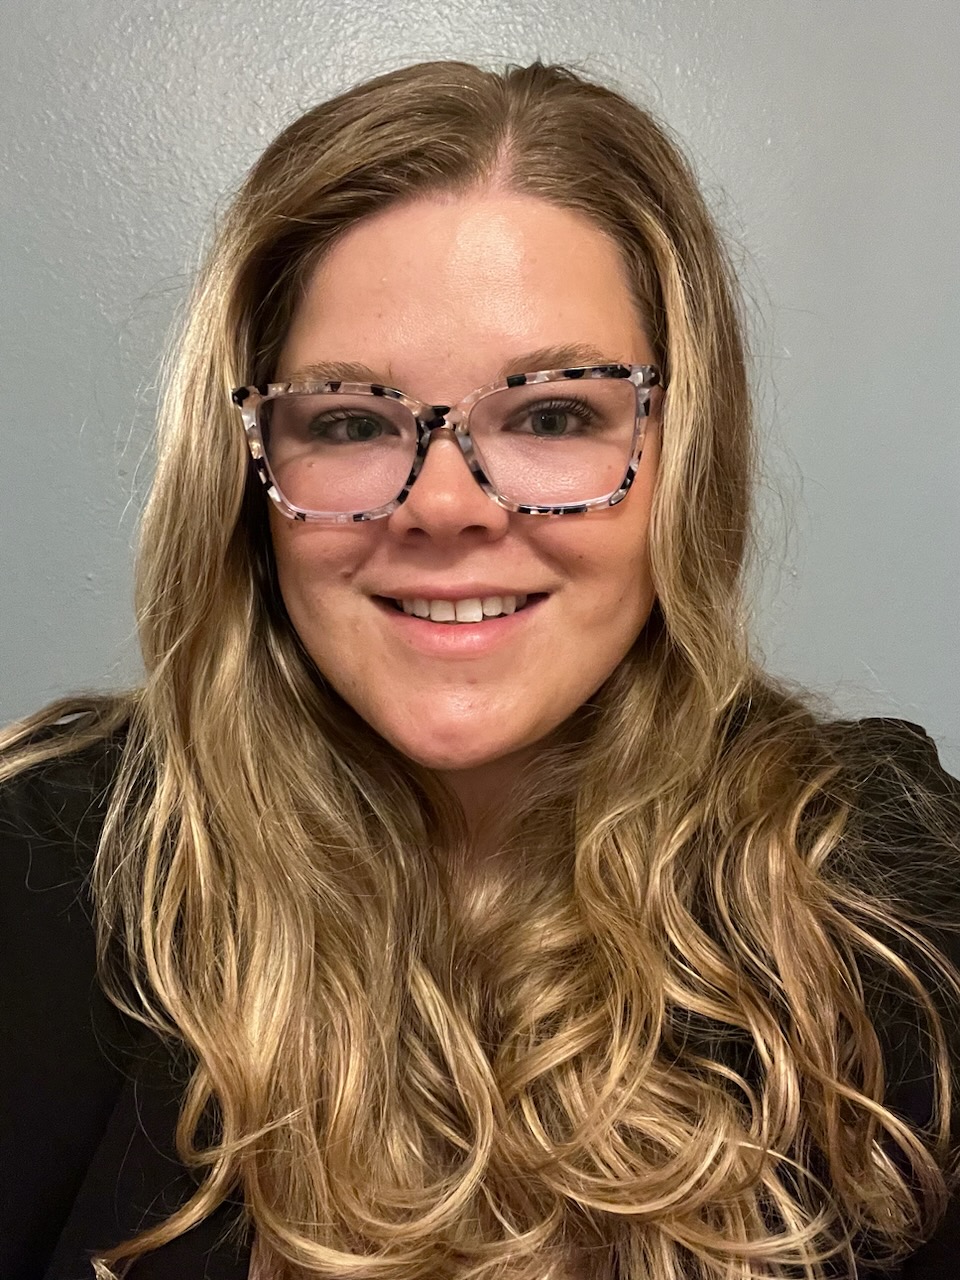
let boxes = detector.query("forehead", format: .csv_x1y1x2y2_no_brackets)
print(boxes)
276,191,651,391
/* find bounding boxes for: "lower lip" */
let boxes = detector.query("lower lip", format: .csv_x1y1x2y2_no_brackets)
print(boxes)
372,595,549,657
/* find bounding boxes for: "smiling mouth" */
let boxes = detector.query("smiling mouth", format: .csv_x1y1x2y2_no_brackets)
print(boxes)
373,593,549,622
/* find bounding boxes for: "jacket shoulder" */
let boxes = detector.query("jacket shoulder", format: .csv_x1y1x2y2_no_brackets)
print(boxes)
841,715,960,806
826,716,960,906
0,721,124,866
0,725,138,1278
835,721,960,1277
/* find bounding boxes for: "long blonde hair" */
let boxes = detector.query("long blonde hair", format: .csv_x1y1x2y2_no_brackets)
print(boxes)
4,59,960,1279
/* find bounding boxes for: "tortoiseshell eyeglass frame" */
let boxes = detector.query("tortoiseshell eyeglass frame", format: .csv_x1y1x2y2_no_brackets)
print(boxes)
230,363,664,524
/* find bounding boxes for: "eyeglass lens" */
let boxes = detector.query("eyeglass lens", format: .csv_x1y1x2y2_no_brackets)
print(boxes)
258,378,640,514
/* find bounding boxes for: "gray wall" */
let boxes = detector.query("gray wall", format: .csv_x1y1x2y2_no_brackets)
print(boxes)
2,1,957,772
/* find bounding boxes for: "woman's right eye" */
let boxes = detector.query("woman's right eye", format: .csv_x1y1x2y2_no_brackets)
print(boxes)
305,413,389,442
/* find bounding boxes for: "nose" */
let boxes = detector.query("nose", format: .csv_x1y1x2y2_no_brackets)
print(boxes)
388,424,507,536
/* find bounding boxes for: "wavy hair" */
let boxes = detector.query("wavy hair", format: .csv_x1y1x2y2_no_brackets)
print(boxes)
4,58,960,1279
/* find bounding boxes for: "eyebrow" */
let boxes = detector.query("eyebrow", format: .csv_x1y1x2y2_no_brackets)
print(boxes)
279,343,623,388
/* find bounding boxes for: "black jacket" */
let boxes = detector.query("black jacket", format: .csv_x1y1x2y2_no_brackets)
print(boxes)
2,718,960,1279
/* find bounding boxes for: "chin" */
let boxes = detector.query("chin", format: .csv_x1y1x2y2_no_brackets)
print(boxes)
388,739,506,774
378,722,525,774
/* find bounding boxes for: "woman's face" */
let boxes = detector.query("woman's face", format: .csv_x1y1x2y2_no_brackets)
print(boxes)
269,190,661,785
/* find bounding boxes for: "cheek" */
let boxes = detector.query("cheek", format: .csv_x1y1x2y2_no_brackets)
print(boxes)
599,538,656,638
538,494,655,614
602,457,658,616
268,513,363,624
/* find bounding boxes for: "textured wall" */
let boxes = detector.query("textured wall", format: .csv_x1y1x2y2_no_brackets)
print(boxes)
2,0,957,769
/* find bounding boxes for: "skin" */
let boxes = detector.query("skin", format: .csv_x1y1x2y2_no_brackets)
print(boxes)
270,189,661,841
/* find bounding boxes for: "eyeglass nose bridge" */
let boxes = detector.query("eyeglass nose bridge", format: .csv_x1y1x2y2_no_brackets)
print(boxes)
415,404,473,454
404,403,493,501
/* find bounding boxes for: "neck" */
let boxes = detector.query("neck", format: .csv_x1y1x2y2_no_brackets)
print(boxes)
439,747,534,867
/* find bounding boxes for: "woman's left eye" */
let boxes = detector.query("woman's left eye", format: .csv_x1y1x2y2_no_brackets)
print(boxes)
512,399,597,436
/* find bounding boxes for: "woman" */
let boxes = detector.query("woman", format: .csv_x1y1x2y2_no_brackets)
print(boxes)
2,57,959,1280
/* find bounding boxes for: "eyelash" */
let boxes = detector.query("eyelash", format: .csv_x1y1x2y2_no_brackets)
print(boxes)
519,396,597,424
304,397,599,433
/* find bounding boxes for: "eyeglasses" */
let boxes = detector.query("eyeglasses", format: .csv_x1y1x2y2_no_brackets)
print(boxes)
231,363,663,523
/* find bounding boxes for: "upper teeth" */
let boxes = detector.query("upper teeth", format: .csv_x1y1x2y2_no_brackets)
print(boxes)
399,594,529,622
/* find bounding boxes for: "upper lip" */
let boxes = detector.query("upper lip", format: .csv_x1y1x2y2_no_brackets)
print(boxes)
373,585,550,601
